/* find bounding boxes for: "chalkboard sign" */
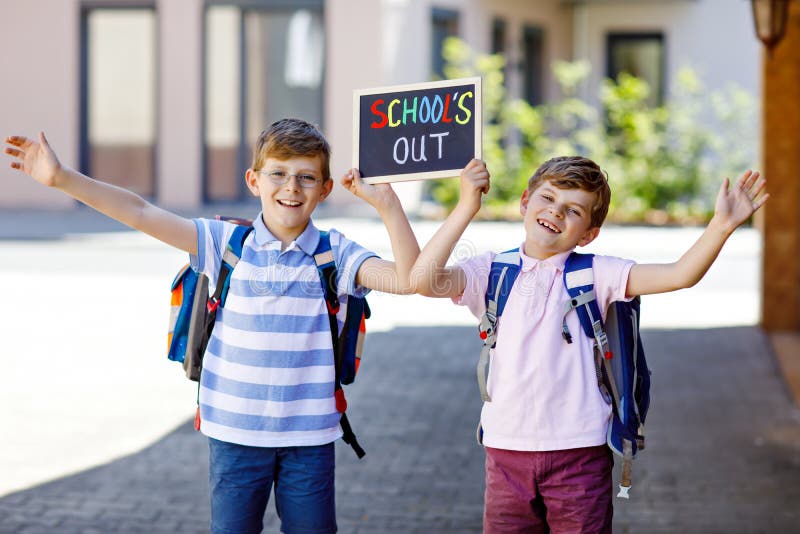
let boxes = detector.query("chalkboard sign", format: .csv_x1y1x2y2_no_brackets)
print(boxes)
353,77,482,184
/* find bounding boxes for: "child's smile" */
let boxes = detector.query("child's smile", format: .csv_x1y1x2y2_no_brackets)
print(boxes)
537,217,561,233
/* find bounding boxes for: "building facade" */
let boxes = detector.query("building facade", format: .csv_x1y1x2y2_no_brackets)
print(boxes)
0,0,757,211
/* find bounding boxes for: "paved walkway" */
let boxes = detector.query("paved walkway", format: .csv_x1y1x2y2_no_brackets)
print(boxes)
2,326,799,533
1,209,798,533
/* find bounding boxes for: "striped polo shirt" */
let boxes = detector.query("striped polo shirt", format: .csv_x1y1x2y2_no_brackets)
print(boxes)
191,215,377,447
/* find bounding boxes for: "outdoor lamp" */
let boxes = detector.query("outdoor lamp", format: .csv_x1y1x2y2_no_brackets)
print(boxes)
751,0,790,50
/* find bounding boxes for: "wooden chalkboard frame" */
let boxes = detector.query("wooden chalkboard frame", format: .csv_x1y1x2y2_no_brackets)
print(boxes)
353,77,482,184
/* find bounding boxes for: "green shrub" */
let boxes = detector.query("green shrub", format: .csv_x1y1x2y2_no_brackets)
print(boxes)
429,38,756,224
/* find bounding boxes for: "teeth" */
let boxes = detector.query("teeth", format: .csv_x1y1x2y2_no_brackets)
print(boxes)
538,219,560,233
279,200,301,207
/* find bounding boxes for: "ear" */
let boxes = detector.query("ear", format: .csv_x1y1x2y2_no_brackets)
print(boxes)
318,178,334,202
520,189,530,217
245,169,260,197
577,226,600,247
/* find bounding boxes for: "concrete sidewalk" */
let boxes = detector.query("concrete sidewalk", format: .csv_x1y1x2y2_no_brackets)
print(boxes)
1,210,798,532
1,325,799,533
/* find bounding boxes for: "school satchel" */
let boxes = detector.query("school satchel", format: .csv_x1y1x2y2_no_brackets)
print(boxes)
477,250,651,498
166,221,370,457
167,225,252,381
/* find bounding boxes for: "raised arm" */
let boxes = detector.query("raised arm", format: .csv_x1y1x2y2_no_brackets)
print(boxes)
626,170,768,297
5,132,197,254
409,159,490,298
340,169,420,294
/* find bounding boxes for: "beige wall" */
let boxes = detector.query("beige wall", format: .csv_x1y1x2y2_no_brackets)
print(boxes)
483,0,573,103
0,0,571,210
574,0,759,108
0,0,204,210
0,1,79,209
0,0,754,211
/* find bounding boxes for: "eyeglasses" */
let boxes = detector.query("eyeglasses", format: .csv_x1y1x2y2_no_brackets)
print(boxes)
258,170,321,188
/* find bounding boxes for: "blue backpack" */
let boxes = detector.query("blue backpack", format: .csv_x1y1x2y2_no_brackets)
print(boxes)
167,224,369,458
478,250,651,498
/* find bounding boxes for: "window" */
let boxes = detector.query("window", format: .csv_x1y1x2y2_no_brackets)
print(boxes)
204,1,325,202
521,25,544,106
431,8,459,79
491,18,506,55
607,33,665,107
80,7,156,197
491,18,510,88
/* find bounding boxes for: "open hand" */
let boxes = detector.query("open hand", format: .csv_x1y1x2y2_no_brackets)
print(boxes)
339,168,398,211
4,132,62,187
714,170,768,232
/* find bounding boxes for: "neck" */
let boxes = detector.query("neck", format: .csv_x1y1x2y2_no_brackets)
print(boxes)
522,241,560,260
261,215,308,250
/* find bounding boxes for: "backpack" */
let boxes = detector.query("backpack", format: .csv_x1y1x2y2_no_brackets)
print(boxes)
168,225,253,382
167,223,369,458
477,250,650,499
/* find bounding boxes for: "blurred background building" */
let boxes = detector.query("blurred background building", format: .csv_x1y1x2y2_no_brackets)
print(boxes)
1,0,797,335
0,0,757,210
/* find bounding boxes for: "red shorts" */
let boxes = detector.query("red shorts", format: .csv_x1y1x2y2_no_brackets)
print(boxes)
484,445,613,534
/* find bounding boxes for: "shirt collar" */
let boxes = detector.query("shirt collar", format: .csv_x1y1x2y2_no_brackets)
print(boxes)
518,244,573,273
252,213,320,255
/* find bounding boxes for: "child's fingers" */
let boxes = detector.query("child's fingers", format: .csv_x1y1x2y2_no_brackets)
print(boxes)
5,135,26,147
749,177,766,200
744,170,760,192
719,177,730,196
736,169,756,191
339,172,353,190
465,158,485,172
752,193,769,210
5,147,25,162
340,168,367,194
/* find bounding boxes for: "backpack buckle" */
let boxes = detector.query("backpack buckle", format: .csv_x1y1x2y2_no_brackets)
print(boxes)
562,323,573,344
326,299,340,316
593,323,611,357
334,389,348,413
207,298,220,313
479,312,496,341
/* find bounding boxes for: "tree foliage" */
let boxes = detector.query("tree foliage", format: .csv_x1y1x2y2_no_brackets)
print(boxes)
430,38,756,223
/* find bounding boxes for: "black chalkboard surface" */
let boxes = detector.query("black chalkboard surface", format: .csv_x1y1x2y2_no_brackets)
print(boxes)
353,77,482,184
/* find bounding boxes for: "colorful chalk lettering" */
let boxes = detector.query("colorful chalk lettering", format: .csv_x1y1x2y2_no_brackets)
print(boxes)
370,91,474,129
353,77,482,184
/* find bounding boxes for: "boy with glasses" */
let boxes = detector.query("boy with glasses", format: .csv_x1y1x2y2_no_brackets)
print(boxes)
4,118,426,533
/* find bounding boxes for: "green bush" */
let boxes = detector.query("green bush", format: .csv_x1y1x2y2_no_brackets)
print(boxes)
429,38,756,224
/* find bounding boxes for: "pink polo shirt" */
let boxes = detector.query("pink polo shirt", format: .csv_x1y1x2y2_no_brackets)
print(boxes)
455,247,634,452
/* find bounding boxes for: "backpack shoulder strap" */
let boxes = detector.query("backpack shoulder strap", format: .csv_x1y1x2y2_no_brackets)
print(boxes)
484,249,522,317
313,231,340,314
313,231,365,459
561,252,606,350
563,252,637,497
194,224,253,430
476,249,521,402
209,225,254,312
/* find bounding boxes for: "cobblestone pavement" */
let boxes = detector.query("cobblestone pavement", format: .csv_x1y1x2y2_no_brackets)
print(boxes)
2,325,800,533
1,211,797,533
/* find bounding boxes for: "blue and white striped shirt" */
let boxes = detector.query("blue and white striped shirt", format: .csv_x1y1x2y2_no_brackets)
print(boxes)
191,215,376,447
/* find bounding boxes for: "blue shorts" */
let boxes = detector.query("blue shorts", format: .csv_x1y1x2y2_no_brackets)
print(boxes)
208,438,337,534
